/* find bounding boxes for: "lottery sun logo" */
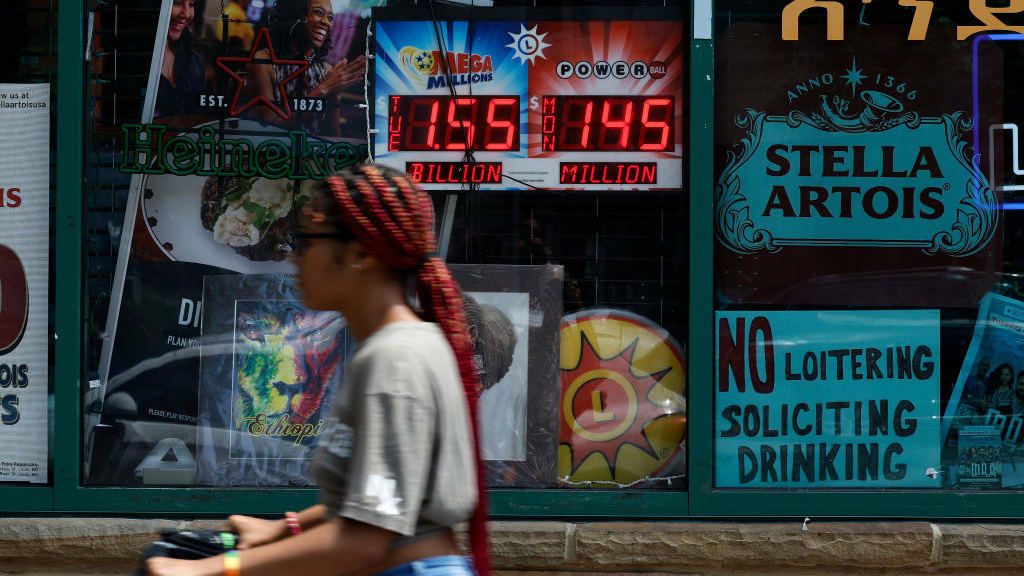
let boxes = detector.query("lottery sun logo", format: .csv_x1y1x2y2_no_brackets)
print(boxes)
558,312,687,486
506,24,550,65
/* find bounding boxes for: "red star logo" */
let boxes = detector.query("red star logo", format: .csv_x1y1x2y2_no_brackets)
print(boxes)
215,27,309,120
560,332,674,478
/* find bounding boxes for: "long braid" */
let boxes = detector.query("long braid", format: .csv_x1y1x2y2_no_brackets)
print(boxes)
324,165,492,576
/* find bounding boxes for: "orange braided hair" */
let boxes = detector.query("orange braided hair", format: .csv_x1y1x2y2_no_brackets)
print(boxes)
322,164,491,576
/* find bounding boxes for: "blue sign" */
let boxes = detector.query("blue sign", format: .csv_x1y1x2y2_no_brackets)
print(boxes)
941,292,1024,489
716,62,998,256
715,310,941,488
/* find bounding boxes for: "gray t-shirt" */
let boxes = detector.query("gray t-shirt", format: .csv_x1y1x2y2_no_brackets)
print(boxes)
309,321,477,537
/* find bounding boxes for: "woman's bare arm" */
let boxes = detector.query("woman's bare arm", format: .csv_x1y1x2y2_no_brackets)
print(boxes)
148,517,395,576
295,504,329,530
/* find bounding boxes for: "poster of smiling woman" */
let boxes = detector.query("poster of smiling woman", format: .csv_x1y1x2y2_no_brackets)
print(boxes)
85,0,371,486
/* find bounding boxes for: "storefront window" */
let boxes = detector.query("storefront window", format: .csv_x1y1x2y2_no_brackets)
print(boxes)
443,191,689,489
84,0,371,487
0,0,55,486
82,0,687,492
378,9,689,490
714,0,1022,490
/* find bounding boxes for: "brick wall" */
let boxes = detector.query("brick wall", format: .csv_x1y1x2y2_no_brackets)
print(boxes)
1,519,1023,575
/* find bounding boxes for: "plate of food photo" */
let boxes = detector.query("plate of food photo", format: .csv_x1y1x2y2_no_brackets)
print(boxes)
141,120,324,274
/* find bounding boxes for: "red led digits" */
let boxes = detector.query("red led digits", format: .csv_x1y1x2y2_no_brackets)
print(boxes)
546,96,675,152
639,98,672,151
599,99,633,149
483,98,516,150
558,98,594,151
389,96,519,151
404,98,440,150
444,98,478,150
390,95,670,153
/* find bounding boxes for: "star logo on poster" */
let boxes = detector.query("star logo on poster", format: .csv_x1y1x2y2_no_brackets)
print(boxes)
413,51,435,73
506,24,550,65
215,27,309,120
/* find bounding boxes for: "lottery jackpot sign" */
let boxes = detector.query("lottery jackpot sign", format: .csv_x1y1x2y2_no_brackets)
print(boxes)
373,16,685,190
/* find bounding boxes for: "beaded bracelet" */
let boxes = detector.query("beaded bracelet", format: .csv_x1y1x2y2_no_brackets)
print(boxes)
223,550,241,576
285,511,302,536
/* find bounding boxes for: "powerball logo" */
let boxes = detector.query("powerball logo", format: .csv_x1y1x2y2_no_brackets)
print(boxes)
398,46,494,89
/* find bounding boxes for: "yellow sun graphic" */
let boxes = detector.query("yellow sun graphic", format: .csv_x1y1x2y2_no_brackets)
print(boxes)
558,310,687,486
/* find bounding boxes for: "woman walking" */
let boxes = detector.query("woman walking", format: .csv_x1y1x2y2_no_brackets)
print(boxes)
146,164,490,576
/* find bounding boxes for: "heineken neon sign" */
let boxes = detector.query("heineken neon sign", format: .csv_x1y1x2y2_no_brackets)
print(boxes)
119,124,367,180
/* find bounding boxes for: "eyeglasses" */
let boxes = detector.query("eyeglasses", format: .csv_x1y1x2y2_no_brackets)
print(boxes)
291,232,352,255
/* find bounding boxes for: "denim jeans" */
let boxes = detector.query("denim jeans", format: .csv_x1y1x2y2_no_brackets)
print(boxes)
375,555,475,576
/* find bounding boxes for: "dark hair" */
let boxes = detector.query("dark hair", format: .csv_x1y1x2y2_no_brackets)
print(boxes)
462,294,518,390
267,0,333,60
169,23,196,84
320,164,491,576
987,363,1014,392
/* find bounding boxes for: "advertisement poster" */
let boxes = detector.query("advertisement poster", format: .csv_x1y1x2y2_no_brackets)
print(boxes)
373,19,527,188
526,20,684,189
957,425,1001,489
0,84,48,483
559,310,687,488
449,264,562,487
373,18,684,190
87,0,370,485
196,275,346,487
715,310,941,488
715,23,1003,308
941,292,1024,488
465,291,530,462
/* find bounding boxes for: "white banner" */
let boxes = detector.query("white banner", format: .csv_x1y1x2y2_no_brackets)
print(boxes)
0,84,49,483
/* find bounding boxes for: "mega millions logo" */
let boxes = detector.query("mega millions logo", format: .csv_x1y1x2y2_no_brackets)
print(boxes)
398,46,494,90
559,310,686,486
716,57,998,256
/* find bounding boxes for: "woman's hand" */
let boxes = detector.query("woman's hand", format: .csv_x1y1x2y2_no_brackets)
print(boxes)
146,556,220,576
311,56,367,98
225,514,287,549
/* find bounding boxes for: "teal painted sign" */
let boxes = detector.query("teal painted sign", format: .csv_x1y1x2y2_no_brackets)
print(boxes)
716,64,998,256
715,309,941,488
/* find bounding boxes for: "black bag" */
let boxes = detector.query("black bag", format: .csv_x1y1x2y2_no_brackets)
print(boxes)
133,529,237,576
